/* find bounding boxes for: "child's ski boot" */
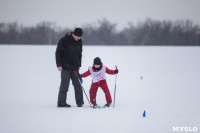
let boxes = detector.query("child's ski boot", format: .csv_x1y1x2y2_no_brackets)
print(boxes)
104,102,111,107
93,103,99,109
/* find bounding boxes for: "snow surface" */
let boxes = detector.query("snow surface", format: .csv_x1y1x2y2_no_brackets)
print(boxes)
0,45,200,133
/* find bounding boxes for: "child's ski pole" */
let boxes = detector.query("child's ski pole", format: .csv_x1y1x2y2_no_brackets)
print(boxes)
113,65,117,108
74,71,92,107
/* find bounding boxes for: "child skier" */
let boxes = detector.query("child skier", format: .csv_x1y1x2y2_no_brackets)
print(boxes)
80,57,118,108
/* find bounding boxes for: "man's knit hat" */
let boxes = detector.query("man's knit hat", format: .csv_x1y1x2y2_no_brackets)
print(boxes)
74,28,83,37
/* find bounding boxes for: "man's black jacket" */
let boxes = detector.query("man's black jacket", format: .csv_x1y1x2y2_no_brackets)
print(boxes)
55,32,82,70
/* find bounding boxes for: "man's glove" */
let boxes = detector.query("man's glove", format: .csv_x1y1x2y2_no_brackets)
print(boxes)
115,69,119,74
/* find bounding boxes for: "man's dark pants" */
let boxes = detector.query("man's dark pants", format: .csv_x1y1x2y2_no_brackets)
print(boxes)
57,69,84,106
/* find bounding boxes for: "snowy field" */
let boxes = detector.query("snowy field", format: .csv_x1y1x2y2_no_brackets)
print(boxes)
0,45,200,133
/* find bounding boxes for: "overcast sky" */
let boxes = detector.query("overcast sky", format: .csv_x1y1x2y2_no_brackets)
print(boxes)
0,0,200,30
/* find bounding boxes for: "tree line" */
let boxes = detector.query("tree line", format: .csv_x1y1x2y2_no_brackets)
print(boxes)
0,19,200,46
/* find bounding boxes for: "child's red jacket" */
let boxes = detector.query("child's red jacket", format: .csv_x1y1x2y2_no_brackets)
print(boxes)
80,66,116,79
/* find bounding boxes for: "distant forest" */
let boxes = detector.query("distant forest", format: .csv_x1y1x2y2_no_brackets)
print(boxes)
0,19,200,46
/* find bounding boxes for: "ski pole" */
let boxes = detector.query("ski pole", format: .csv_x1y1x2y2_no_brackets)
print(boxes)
113,65,117,108
74,71,92,107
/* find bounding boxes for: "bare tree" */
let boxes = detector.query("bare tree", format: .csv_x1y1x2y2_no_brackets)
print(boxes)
0,19,200,46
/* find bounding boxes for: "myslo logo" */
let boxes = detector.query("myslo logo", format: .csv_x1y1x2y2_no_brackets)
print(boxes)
172,127,198,132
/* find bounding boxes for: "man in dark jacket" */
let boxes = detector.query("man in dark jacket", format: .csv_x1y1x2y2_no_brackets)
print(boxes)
56,28,84,107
